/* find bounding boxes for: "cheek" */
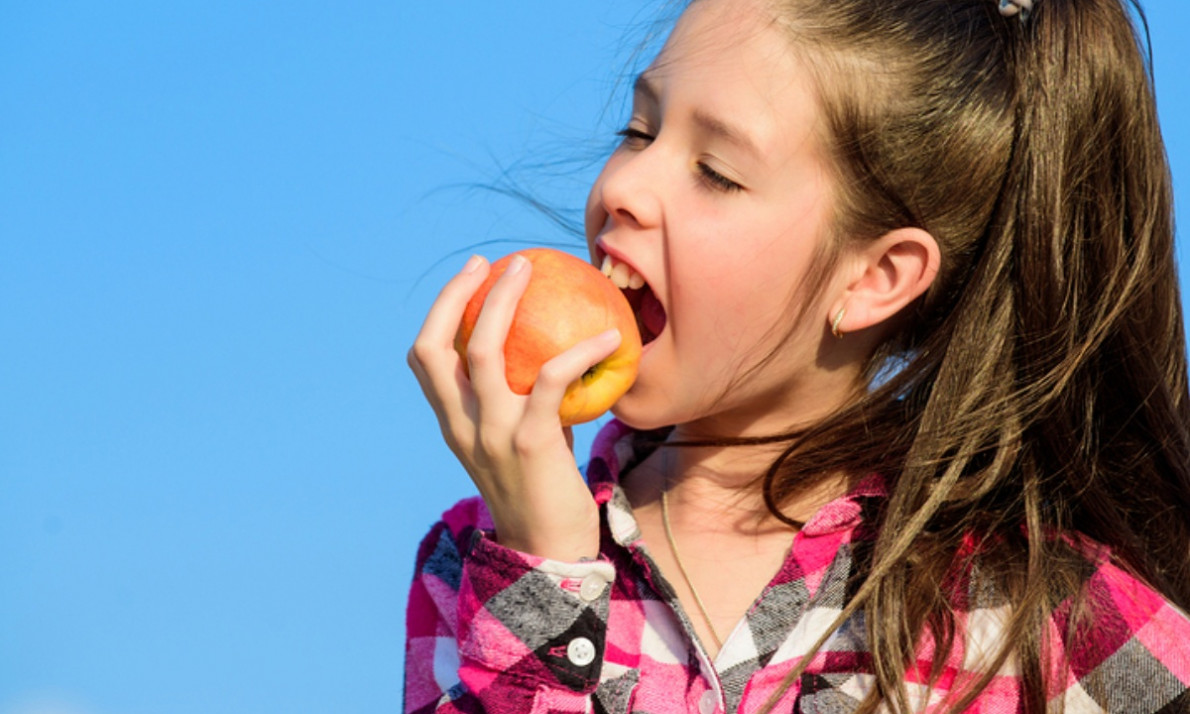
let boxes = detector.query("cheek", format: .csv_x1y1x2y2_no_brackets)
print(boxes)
681,241,819,339
672,268,785,350
584,165,615,244
583,189,605,247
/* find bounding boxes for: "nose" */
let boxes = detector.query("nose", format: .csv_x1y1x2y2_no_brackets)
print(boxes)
594,148,663,231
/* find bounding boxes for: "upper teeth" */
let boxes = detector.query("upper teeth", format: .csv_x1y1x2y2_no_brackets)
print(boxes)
600,255,645,290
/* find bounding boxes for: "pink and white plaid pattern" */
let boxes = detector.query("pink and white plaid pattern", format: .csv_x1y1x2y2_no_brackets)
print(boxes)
404,420,1190,713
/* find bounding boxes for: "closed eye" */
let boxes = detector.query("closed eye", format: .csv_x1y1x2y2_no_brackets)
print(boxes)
616,127,653,148
698,162,743,192
617,126,742,192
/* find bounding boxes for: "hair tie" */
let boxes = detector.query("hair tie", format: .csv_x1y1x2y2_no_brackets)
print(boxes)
998,0,1033,21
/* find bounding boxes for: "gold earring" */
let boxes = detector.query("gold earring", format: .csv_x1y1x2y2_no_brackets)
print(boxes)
831,307,846,338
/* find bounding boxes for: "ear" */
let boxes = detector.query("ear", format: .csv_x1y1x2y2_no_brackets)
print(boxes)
830,227,940,336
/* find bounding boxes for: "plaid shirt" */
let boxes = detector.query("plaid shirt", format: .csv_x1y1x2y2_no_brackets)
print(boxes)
404,420,1190,713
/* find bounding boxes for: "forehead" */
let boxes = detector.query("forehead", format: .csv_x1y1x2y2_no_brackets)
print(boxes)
641,0,822,159
652,0,791,75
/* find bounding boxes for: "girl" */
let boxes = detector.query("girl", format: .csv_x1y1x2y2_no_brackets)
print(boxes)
405,0,1190,711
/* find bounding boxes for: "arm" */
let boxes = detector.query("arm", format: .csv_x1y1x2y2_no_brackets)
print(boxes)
404,505,615,714
406,254,621,562
404,256,622,711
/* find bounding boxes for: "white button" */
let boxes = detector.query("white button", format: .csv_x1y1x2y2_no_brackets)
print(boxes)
566,636,597,666
578,574,607,601
698,690,718,714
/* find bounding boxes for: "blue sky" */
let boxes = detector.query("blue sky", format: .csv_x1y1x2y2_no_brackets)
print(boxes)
2,2,1188,713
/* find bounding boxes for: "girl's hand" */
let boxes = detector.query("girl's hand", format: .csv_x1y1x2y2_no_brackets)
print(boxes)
407,254,622,562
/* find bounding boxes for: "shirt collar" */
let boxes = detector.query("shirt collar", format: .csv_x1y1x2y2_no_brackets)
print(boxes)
586,419,886,543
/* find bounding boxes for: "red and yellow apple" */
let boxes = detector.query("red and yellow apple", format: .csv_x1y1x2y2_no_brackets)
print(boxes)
454,248,642,426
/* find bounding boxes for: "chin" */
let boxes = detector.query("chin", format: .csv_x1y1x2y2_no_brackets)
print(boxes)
609,394,680,433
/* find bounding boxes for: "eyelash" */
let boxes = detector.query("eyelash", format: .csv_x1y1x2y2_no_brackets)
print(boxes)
697,163,742,192
615,127,744,193
615,127,652,148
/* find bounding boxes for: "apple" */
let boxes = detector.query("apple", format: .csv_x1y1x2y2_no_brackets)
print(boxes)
454,248,642,426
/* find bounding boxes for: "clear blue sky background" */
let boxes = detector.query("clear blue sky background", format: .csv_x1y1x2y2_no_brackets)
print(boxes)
2,2,1187,713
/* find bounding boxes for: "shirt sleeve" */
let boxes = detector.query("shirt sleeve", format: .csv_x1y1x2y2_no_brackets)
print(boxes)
404,510,616,714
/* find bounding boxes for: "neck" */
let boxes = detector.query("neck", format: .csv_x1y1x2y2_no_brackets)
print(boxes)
650,369,865,524
632,435,849,532
670,359,866,447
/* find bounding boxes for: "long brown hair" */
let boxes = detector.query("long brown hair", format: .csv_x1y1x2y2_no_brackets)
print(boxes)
732,0,1190,710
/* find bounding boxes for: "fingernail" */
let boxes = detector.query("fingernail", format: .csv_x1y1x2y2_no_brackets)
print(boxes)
461,255,483,274
506,255,529,275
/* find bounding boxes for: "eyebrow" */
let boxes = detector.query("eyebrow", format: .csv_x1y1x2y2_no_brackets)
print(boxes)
633,74,763,160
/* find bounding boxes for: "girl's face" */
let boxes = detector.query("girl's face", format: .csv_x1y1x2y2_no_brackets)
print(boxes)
586,0,852,436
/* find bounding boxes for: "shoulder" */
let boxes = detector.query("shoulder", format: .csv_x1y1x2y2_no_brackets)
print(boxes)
1047,541,1190,710
945,536,1190,710
1065,546,1190,658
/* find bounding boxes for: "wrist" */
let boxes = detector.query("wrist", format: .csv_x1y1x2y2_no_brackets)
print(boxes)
492,510,602,562
494,530,601,563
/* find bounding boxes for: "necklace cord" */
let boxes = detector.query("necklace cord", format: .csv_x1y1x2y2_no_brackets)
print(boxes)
661,486,725,650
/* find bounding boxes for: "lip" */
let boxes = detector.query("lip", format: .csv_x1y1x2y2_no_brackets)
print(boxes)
594,237,663,354
593,238,644,281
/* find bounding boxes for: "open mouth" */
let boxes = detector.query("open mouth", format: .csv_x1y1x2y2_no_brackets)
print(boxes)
599,254,666,346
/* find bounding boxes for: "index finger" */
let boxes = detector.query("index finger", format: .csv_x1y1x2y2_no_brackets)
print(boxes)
412,255,490,352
